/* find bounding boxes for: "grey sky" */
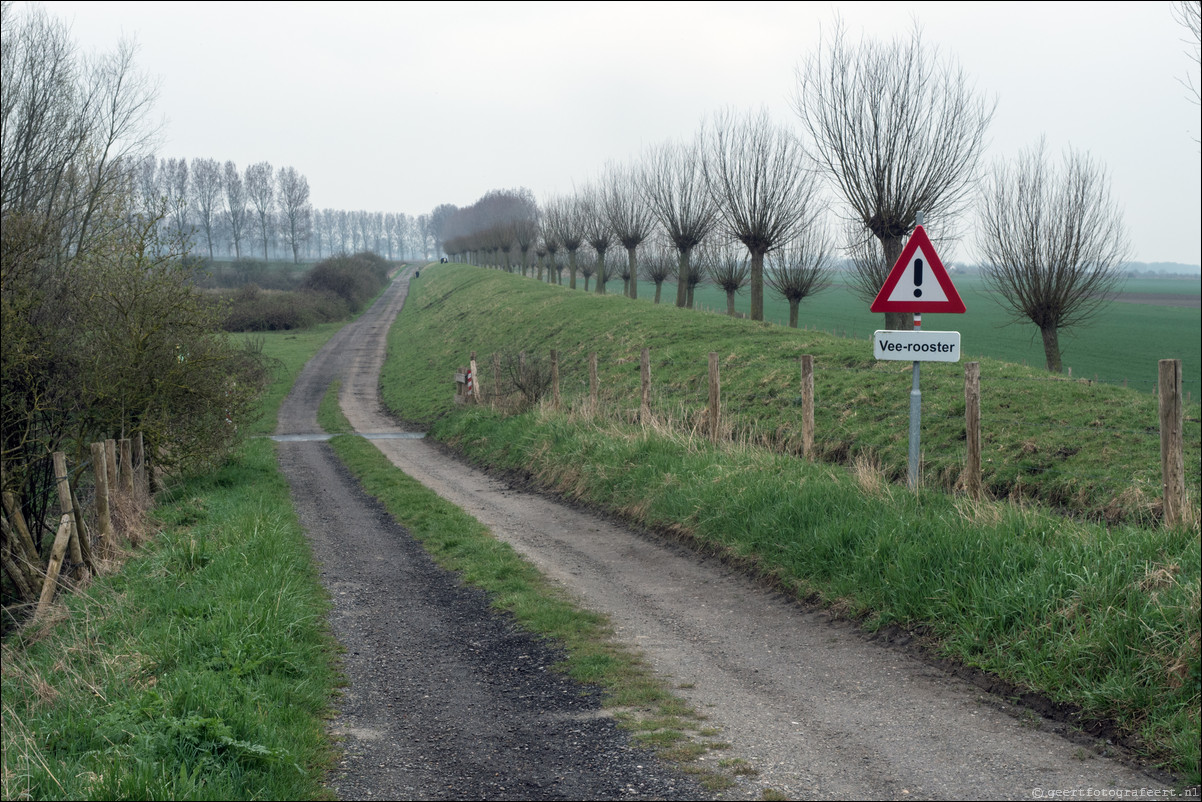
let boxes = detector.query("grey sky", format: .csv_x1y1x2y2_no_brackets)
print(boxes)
38,0,1202,265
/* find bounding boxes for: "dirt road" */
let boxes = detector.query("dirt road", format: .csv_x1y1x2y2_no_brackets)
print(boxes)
277,269,1173,800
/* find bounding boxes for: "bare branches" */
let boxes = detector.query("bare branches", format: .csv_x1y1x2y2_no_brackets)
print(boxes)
795,22,994,326
640,138,718,308
704,108,821,321
1174,0,1201,107
977,140,1129,372
602,162,655,299
765,225,834,328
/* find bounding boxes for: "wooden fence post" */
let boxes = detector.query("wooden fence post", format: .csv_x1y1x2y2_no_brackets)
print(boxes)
708,352,721,442
800,355,814,461
1159,359,1185,528
491,352,501,405
91,441,116,551
640,348,651,423
52,452,91,581
551,349,560,408
120,439,134,495
469,352,481,404
35,514,74,620
105,439,119,498
589,352,599,412
963,362,982,500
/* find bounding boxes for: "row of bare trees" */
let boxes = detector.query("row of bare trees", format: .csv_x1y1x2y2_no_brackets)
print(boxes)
432,21,1140,375
136,157,439,264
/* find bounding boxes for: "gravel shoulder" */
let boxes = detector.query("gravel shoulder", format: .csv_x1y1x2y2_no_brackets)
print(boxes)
278,269,1175,800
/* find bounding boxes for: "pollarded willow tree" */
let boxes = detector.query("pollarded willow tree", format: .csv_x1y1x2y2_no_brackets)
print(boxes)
640,137,718,309
765,224,834,328
704,108,822,322
579,186,614,294
544,194,585,289
794,22,994,329
703,244,750,317
602,162,656,300
976,140,1129,374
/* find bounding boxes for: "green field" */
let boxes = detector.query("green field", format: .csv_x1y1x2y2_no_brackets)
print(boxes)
675,272,1201,396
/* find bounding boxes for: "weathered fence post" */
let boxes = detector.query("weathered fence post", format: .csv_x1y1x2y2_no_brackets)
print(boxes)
35,514,74,620
551,349,560,408
800,355,815,461
491,352,501,405
119,439,134,495
105,439,119,497
589,352,599,413
640,348,651,423
91,441,116,551
52,452,91,581
963,362,982,500
1159,359,1185,528
708,352,721,442
469,352,481,404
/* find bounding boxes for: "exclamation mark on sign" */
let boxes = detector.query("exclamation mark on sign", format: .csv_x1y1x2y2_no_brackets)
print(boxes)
913,258,923,298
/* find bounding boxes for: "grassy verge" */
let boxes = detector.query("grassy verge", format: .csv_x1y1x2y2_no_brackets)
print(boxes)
0,440,338,800
1,328,346,800
384,265,1200,525
316,382,742,790
381,264,1202,782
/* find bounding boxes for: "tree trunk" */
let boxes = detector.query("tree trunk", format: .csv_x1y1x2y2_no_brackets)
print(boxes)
675,250,690,308
1041,324,1063,373
569,250,578,290
596,250,607,295
726,290,736,316
880,234,913,330
789,300,800,328
750,250,766,321
627,247,639,300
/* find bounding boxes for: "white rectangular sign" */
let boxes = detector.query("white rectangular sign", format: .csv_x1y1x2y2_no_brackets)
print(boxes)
874,330,961,362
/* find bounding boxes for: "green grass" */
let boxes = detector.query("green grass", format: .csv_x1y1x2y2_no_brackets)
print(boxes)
384,265,1200,525
379,263,1202,782
2,323,346,801
0,440,339,801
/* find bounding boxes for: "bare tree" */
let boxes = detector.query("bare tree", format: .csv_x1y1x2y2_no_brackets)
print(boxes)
795,22,994,328
602,162,656,299
705,244,750,316
579,186,614,294
222,160,247,258
277,166,311,264
190,157,222,260
641,243,675,304
765,225,834,328
977,141,1129,373
640,138,718,308
704,108,821,321
544,194,585,289
244,161,274,259
161,157,189,248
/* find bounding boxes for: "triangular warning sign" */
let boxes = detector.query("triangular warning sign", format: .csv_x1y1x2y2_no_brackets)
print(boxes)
870,225,965,314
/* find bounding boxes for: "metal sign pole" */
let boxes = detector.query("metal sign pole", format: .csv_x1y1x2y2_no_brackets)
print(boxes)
907,211,925,490
909,312,921,489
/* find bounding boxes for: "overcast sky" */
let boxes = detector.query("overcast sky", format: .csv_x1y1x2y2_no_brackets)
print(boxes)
36,0,1202,265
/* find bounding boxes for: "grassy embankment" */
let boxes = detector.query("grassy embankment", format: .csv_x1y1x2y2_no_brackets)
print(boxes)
380,263,1201,782
0,323,346,801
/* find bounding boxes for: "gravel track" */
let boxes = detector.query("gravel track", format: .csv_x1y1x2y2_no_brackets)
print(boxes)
276,269,1174,800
